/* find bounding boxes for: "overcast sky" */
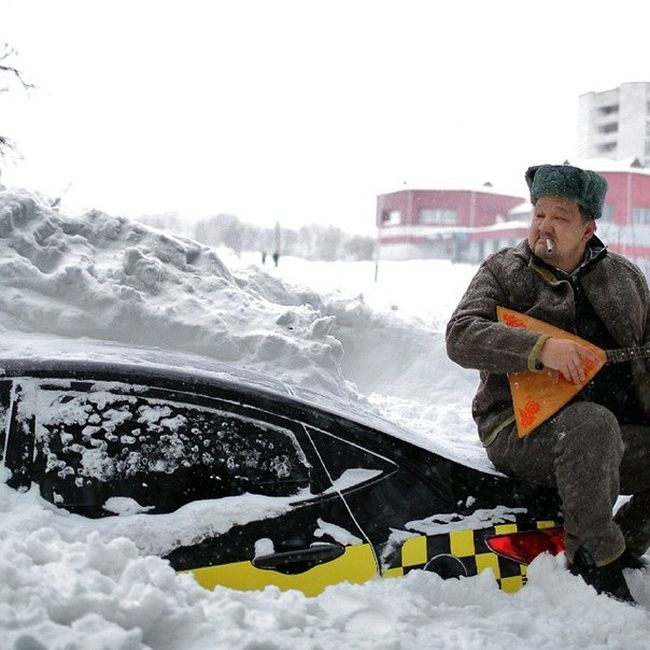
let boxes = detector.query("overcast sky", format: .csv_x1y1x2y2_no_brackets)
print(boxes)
2,0,649,235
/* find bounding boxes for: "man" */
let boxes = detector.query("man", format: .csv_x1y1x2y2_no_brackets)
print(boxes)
446,163,650,603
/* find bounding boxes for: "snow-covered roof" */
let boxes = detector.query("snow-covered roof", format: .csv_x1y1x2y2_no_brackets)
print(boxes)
383,158,650,201
566,157,650,175
381,182,526,199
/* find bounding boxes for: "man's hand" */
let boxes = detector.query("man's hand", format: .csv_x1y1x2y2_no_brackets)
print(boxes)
538,337,602,384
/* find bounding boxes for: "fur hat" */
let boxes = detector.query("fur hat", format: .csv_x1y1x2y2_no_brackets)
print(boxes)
525,164,608,219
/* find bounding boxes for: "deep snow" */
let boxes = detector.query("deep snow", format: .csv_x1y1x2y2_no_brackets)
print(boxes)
0,188,648,650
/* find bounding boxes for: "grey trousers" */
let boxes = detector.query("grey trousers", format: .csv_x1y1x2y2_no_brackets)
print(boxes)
486,401,650,566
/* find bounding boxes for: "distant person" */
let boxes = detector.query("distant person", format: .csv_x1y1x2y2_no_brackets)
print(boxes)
262,250,267,265
273,222,281,267
446,163,650,603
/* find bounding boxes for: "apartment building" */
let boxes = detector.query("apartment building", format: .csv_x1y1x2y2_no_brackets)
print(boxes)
578,82,650,166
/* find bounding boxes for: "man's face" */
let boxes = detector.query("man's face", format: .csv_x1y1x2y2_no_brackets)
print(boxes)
528,196,596,273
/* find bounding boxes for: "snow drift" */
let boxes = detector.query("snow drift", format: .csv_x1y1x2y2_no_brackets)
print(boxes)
1,188,648,650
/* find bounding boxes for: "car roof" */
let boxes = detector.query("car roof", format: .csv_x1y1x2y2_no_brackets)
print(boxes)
0,335,401,433
0,334,498,474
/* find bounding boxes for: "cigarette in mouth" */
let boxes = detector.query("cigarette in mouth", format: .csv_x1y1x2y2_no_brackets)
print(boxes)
546,239,553,253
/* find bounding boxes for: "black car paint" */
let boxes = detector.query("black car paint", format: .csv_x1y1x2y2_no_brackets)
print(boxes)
0,357,563,590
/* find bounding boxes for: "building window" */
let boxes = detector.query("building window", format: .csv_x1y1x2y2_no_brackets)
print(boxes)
597,142,617,154
598,104,618,116
632,207,650,225
381,209,402,225
598,123,618,134
418,208,457,225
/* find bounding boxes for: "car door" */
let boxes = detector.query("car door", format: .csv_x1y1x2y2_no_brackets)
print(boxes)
4,375,378,596
304,414,562,593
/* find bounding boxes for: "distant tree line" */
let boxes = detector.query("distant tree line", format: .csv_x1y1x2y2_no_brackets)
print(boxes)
192,213,376,261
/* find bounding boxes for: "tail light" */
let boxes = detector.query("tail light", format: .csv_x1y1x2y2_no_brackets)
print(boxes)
485,526,565,565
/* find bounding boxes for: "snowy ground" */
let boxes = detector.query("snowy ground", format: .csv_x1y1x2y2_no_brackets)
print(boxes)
1,188,649,649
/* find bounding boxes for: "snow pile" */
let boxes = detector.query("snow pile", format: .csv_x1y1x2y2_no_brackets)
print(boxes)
1,188,649,649
0,189,350,398
2,483,649,650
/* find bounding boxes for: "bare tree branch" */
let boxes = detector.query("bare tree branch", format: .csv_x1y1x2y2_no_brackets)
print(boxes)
0,42,34,91
0,134,15,158
0,64,33,90
1,42,34,161
0,43,14,61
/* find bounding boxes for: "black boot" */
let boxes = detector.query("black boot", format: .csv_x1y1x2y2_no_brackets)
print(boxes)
568,547,636,603
619,548,648,571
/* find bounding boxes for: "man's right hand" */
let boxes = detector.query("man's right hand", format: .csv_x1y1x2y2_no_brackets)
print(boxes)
538,337,602,384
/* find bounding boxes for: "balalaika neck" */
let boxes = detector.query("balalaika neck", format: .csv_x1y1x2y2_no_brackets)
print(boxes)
605,345,650,363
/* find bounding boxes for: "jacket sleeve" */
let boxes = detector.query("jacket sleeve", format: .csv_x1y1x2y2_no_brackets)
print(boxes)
445,258,548,374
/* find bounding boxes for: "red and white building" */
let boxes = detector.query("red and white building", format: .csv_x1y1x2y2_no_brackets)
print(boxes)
591,158,650,277
376,159,650,276
376,183,528,264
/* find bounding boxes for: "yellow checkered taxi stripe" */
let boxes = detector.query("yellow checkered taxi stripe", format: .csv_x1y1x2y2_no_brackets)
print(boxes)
383,519,557,593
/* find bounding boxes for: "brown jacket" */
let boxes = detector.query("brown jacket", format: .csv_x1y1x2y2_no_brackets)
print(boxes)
446,238,650,445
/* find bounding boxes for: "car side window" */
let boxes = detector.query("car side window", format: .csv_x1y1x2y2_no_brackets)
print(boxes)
306,425,397,492
27,381,310,515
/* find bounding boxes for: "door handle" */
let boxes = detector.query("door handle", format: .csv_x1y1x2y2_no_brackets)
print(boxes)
252,543,345,574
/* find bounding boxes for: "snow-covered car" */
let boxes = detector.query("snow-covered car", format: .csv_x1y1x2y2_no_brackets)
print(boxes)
0,345,564,596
